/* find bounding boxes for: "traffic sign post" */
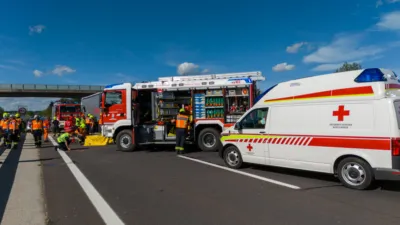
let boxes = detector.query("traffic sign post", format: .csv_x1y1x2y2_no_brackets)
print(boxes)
18,107,27,115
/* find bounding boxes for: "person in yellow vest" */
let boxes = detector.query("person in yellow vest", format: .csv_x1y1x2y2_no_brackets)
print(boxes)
7,114,17,148
172,108,190,154
55,128,75,151
43,117,50,142
32,115,43,147
1,113,10,146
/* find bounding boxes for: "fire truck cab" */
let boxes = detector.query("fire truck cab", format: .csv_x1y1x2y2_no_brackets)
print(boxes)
100,71,265,152
51,101,81,129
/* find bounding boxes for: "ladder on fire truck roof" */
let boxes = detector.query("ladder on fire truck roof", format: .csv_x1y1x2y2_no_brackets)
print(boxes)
158,71,264,82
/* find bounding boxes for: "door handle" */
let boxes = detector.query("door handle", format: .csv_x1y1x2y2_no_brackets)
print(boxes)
259,131,265,134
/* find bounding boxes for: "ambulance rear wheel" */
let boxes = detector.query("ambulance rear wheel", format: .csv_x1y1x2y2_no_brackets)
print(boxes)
116,130,135,152
198,128,222,152
337,157,374,190
223,146,243,169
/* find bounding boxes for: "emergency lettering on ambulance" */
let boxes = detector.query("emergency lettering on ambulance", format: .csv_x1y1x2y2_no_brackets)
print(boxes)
220,68,400,190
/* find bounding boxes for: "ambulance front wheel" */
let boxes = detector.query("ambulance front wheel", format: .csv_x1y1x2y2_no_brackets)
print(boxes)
337,157,374,190
116,130,135,152
223,146,244,169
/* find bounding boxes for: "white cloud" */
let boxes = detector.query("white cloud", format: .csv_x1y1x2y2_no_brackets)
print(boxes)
6,60,25,65
0,64,16,70
51,65,76,76
29,25,46,35
0,97,58,111
272,62,295,72
286,42,307,53
311,61,362,72
377,0,400,7
376,11,400,31
201,68,210,74
177,62,200,75
33,69,43,77
303,33,383,64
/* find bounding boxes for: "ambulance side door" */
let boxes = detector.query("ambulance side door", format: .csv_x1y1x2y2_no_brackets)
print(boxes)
236,107,269,165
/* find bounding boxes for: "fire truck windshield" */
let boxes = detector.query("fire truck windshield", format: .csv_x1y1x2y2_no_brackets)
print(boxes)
60,105,80,113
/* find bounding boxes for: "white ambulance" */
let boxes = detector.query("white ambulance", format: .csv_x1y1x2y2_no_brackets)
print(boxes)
219,68,400,190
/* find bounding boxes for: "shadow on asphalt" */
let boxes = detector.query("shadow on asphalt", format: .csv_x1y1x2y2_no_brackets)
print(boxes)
19,157,60,163
250,164,400,192
0,134,25,222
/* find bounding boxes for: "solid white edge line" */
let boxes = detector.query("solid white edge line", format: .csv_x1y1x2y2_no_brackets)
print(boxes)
177,155,301,190
48,136,125,225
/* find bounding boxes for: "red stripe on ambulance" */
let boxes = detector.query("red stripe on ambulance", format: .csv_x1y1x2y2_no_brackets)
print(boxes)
308,137,390,150
264,86,374,102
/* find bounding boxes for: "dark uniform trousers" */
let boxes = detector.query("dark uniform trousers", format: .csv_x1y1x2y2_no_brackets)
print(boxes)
175,128,187,151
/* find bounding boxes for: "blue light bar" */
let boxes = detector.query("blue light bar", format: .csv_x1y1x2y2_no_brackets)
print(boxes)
254,84,277,105
105,83,123,88
354,68,386,83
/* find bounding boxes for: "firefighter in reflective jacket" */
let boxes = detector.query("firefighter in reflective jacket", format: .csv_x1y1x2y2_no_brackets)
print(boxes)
173,108,189,154
32,115,43,147
1,113,10,146
7,115,17,148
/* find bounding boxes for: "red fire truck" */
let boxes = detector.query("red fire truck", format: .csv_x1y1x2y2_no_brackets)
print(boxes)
51,101,81,129
98,71,265,151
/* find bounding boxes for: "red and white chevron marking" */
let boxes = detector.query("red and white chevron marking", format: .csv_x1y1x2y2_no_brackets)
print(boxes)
235,137,313,146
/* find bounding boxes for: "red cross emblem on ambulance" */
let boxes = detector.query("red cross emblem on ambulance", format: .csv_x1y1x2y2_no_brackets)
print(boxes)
333,105,350,121
247,144,253,152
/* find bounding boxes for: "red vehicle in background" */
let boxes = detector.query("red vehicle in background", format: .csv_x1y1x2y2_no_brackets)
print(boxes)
51,101,81,129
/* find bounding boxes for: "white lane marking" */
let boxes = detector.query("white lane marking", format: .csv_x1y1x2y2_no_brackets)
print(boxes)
48,136,125,225
0,148,12,167
177,155,301,190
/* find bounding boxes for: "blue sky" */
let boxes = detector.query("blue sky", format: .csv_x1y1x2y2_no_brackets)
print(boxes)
0,0,400,110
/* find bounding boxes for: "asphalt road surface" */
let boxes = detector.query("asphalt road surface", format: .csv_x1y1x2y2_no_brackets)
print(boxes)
39,139,400,225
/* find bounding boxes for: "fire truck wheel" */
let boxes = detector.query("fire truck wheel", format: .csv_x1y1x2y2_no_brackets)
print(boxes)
337,157,374,190
223,146,243,169
198,128,222,152
116,130,135,152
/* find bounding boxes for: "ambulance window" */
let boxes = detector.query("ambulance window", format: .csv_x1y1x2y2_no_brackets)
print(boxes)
105,91,122,105
241,108,268,129
394,101,400,129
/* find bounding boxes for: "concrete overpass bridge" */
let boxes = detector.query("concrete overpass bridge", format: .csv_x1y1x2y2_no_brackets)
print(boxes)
0,84,105,98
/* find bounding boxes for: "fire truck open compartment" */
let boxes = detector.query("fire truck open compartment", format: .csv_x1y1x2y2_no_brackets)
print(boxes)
100,71,265,152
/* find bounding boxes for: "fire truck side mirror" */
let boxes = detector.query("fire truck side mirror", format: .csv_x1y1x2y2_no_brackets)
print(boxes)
101,92,106,109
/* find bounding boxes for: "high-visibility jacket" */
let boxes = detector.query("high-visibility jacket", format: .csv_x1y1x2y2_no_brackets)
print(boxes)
8,120,16,131
57,133,70,143
80,119,86,129
75,118,80,127
32,120,43,130
16,118,22,127
176,114,189,129
1,119,9,130
43,120,50,129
